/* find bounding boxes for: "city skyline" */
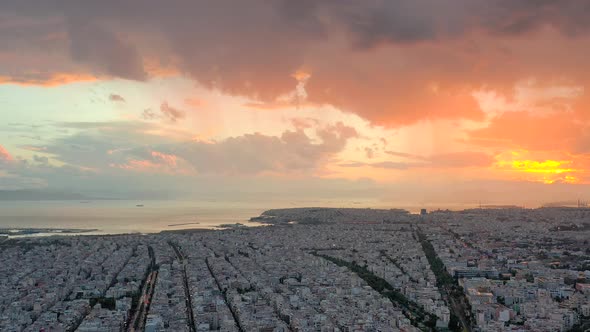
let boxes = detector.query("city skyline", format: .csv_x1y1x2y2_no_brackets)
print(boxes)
2,207,589,331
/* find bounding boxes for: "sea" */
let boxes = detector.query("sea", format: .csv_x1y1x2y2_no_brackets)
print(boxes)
0,199,479,237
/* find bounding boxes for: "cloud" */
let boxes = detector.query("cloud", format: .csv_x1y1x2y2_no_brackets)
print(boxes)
33,155,49,165
183,98,203,108
140,103,186,122
141,109,157,120
3,0,590,203
159,102,185,122
67,20,146,80
0,173,47,190
109,150,188,175
175,122,357,175
151,151,177,167
342,151,494,170
28,121,179,173
338,161,369,168
29,120,356,177
291,118,320,130
430,152,494,168
0,72,97,86
315,1,590,47
368,161,420,170
5,119,590,200
19,145,47,152
468,111,585,151
109,93,125,102
3,0,590,127
0,145,12,161
385,151,428,160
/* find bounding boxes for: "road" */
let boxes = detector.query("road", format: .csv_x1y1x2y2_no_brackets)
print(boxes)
416,227,473,332
205,257,244,332
446,287,473,332
169,242,196,332
128,246,158,332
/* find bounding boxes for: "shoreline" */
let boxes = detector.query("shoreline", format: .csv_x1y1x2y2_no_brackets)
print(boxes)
5,205,589,239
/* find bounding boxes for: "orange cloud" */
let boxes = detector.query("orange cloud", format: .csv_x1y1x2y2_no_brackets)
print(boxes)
143,57,180,77
110,158,183,175
340,151,494,171
151,151,178,167
110,159,161,171
244,100,314,110
3,2,590,129
292,69,311,82
469,111,584,151
109,149,191,175
0,145,12,161
184,98,204,108
0,72,97,87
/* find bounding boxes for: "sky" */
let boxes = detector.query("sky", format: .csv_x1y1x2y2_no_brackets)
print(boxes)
1,0,590,206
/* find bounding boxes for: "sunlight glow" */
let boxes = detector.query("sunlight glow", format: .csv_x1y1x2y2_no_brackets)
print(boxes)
495,158,580,184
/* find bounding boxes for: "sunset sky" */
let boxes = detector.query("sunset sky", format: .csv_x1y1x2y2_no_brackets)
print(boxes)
1,1,590,206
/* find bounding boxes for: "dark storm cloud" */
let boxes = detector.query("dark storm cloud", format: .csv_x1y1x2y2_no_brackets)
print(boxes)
320,0,590,46
3,1,589,65
487,0,590,36
4,0,589,44
2,0,590,126
67,20,146,80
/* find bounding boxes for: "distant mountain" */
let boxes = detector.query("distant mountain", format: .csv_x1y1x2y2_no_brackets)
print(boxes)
0,190,95,201
542,200,588,208
479,205,524,209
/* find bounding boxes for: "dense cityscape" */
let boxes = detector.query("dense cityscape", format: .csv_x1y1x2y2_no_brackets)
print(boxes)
3,2,590,332
1,207,589,332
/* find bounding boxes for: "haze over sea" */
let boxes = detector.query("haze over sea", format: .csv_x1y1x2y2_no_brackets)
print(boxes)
0,199,480,236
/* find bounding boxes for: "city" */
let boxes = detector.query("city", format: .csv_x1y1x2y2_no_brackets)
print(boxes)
1,207,589,332
3,1,590,331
